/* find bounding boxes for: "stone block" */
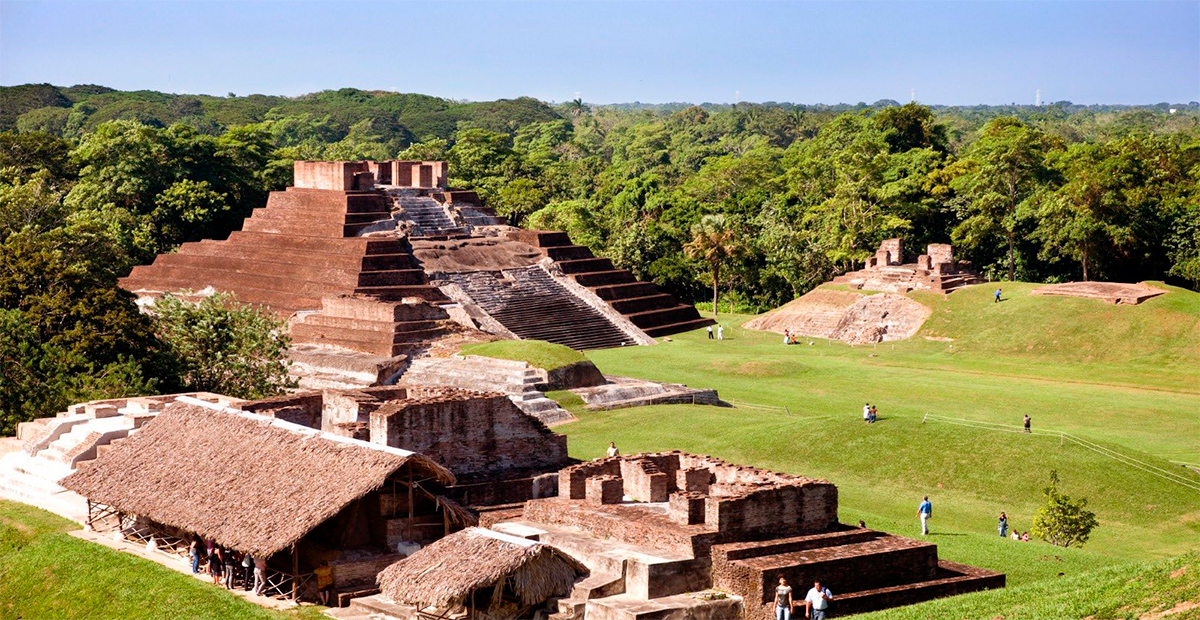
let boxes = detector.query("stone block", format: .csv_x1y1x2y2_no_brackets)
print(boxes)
880,238,903,264
621,459,671,502
353,171,375,191
392,161,418,187
586,475,624,505
916,255,932,271
368,161,392,184
678,467,711,493
293,161,368,191
428,161,448,188
414,164,434,188
669,491,707,525
875,249,892,268
926,243,953,265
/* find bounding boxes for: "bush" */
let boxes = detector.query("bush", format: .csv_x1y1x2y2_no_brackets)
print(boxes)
1032,470,1099,548
152,293,294,399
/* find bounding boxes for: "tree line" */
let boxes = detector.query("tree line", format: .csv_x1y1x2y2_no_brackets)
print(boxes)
1,85,1197,430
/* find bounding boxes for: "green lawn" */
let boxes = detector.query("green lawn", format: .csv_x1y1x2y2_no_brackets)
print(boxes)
459,339,589,371
0,501,325,620
554,283,1200,600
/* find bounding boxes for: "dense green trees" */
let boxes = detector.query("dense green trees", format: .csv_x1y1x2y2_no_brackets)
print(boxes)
1,83,1197,427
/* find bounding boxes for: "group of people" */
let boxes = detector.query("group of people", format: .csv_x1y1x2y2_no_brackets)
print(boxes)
188,538,268,596
706,324,725,340
775,576,834,620
781,329,812,345
861,403,878,424
998,511,1032,542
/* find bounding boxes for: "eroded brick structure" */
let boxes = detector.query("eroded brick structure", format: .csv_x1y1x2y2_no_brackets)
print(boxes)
833,238,985,294
487,452,1002,620
240,385,570,505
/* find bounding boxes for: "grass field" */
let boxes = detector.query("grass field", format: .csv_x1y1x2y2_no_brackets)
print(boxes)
0,501,324,620
552,282,1200,610
459,339,589,371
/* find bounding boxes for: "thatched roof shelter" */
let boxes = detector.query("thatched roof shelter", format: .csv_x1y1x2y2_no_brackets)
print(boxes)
61,397,455,557
378,528,586,609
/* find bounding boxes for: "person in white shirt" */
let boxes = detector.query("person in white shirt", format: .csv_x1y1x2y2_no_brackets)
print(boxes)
803,580,833,620
606,441,620,458
716,324,724,340
863,403,871,423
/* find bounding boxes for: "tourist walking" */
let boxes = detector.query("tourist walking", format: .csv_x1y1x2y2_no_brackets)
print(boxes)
606,441,620,458
869,404,877,424
998,512,1008,538
717,324,724,340
707,325,714,339
1023,414,1031,433
188,538,201,574
862,403,871,423
774,576,794,620
994,288,1002,303
253,556,268,595
803,579,834,620
918,496,932,535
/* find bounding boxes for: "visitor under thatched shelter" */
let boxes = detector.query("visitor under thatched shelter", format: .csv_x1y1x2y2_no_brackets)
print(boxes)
61,397,473,602
377,527,587,619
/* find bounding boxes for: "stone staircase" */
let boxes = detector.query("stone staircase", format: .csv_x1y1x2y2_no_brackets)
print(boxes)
444,267,638,351
514,230,715,338
2,394,238,523
120,188,447,319
492,520,737,620
287,344,408,390
290,296,452,357
711,528,1004,620
401,355,575,426
393,195,469,238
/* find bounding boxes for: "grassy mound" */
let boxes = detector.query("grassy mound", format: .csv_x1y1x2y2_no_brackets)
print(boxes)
459,339,589,371
856,551,1199,620
574,293,1199,593
0,501,322,620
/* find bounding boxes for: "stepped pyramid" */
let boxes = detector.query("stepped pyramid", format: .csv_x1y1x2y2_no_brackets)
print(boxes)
121,161,447,317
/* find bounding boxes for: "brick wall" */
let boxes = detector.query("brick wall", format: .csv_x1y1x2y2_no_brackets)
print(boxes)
369,394,568,481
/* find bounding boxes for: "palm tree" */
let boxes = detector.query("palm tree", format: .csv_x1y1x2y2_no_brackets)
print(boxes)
685,214,742,317
569,98,589,119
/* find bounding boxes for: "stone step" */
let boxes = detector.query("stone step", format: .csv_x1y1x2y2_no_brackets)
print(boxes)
625,305,703,330
643,317,717,338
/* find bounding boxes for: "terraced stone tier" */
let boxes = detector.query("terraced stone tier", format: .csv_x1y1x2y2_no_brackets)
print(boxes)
120,188,446,321
510,230,715,338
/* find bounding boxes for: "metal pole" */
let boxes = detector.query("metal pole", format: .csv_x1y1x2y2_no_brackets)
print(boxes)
407,462,415,541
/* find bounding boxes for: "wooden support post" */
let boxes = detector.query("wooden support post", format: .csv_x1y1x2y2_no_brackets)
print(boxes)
86,500,93,529
444,507,450,536
291,543,299,601
406,461,414,541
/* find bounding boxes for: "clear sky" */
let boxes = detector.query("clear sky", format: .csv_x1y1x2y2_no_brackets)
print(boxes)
1,0,1197,105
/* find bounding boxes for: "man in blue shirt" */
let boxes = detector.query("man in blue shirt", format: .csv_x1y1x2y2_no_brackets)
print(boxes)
918,496,932,535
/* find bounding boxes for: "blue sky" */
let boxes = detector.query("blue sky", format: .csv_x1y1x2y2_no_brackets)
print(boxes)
1,1,1196,105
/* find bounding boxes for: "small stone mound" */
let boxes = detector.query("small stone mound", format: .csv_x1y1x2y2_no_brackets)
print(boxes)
744,289,863,336
830,293,932,345
745,288,931,345
1031,281,1165,305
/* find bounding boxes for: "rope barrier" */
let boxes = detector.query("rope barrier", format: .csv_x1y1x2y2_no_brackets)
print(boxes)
923,413,1200,492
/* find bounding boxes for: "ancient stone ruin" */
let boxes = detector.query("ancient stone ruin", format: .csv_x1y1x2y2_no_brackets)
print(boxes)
418,451,1002,620
745,288,932,345
1031,281,1166,305
832,238,985,294
121,160,711,357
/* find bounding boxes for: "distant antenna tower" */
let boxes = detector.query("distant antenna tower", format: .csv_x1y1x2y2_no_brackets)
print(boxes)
1036,89,1042,106
910,88,916,103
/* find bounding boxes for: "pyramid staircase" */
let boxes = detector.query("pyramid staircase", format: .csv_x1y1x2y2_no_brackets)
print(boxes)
444,267,638,350
393,195,469,238
515,231,715,338
120,187,447,319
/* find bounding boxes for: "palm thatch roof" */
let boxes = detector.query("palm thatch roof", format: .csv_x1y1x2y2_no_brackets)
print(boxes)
378,528,586,609
61,397,455,557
